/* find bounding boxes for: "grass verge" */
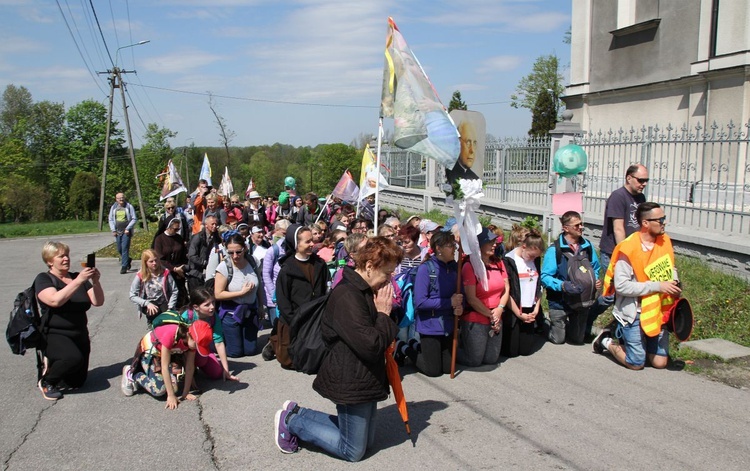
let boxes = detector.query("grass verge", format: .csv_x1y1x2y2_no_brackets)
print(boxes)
0,220,100,238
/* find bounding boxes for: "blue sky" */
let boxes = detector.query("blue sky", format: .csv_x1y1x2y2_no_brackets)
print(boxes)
0,0,570,148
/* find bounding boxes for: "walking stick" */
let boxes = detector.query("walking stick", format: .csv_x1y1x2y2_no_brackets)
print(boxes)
450,246,464,379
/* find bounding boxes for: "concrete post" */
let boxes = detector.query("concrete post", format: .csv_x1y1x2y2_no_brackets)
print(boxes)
547,111,585,242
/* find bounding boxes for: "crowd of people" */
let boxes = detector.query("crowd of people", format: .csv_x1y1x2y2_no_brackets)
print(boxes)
32,164,681,461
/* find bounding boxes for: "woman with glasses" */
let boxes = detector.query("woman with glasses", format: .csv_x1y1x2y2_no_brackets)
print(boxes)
400,231,463,377
213,233,261,357
541,211,602,345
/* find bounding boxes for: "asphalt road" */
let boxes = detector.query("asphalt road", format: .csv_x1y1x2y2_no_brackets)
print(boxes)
1,233,748,470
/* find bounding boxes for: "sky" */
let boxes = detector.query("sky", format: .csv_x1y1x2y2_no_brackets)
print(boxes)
0,0,571,149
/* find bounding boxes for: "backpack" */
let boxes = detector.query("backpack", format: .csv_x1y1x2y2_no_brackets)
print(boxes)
150,310,187,330
393,258,438,328
6,283,45,356
554,239,597,310
287,293,330,375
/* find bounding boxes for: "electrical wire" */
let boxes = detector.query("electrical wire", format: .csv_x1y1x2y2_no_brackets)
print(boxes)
88,0,114,67
54,0,107,97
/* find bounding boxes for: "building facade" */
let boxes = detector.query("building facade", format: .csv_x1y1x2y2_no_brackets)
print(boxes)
564,0,750,131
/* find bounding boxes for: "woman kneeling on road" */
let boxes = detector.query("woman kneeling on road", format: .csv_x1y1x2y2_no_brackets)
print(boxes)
273,237,402,462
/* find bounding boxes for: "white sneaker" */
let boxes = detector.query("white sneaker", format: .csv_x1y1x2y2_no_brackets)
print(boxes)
121,365,135,397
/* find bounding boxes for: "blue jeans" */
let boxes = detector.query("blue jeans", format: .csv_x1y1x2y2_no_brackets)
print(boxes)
288,401,377,462
619,316,669,367
115,232,132,269
221,314,258,357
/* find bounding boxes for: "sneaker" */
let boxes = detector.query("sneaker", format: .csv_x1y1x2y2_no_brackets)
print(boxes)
38,380,63,401
121,365,135,397
261,342,275,361
592,328,612,354
282,400,298,414
120,267,127,274
127,258,132,270
274,408,299,453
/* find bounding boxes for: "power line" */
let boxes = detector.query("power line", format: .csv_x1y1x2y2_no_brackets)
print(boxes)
129,82,512,110
130,83,380,109
54,0,107,97
88,0,114,67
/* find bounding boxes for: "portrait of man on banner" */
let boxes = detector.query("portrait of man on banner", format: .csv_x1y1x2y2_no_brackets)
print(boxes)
446,110,486,185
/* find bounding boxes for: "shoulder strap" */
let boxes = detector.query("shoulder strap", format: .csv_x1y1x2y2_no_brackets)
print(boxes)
223,259,234,286
554,238,562,265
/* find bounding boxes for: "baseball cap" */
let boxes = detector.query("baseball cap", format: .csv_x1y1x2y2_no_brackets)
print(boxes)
419,219,439,233
251,226,263,234
477,227,498,246
189,320,213,357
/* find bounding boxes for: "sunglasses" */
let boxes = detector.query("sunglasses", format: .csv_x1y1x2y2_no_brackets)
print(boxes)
646,216,667,224
565,223,584,229
226,249,245,255
629,176,650,184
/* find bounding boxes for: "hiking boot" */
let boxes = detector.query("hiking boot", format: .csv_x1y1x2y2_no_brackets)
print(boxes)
38,379,63,401
592,328,612,354
261,342,275,361
120,267,127,274
274,408,299,453
127,258,132,270
121,365,135,397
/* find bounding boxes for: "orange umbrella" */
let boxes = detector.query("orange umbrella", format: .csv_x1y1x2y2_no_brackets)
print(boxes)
385,340,412,440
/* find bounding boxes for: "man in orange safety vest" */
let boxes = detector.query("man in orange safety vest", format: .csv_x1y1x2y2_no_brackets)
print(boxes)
592,202,682,370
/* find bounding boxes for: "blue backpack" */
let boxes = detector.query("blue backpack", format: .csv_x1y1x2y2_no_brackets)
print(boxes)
394,258,438,328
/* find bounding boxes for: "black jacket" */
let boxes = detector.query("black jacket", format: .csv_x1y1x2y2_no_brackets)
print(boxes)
275,253,330,325
187,230,219,279
313,267,399,405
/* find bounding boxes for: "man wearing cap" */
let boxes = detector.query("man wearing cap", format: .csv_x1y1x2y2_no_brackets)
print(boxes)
592,202,681,370
250,224,271,265
243,190,270,231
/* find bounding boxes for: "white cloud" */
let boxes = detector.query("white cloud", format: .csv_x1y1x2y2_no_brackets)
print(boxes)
140,51,230,74
477,55,523,74
423,0,569,33
0,35,45,54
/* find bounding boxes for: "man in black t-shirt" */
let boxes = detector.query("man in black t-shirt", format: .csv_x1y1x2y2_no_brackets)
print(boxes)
587,164,649,336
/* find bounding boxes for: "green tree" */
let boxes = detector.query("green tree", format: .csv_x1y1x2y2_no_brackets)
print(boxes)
0,175,48,222
528,89,557,137
510,54,564,114
137,123,177,206
0,84,33,138
448,90,468,112
68,171,100,220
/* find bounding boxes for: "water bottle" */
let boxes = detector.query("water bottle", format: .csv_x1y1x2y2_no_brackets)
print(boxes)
326,281,332,294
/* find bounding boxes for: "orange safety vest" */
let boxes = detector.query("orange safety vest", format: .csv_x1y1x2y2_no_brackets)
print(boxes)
603,232,675,337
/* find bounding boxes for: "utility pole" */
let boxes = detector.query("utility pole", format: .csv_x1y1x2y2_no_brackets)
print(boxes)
97,40,150,232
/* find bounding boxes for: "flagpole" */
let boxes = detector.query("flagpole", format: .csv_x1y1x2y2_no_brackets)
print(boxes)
314,194,332,225
450,245,464,379
374,118,384,234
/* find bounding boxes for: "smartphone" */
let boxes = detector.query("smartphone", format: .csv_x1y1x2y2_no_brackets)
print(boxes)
86,253,96,268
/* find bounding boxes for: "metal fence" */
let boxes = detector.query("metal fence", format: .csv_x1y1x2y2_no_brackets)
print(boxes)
382,120,750,236
578,121,750,235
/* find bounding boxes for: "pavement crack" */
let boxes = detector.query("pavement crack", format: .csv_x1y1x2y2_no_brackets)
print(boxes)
197,399,219,470
3,402,56,471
